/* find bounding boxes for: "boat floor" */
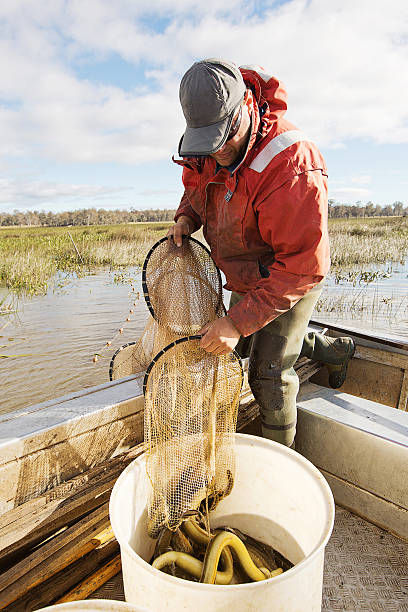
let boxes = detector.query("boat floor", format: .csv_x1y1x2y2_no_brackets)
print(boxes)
89,506,408,611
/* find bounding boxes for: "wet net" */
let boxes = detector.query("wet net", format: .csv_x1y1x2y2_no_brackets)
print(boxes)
110,235,243,538
143,236,224,335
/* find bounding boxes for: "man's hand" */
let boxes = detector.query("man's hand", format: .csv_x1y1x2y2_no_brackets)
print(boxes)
198,316,241,356
167,215,194,247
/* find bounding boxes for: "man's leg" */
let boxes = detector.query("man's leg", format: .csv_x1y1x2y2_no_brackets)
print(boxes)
230,283,323,446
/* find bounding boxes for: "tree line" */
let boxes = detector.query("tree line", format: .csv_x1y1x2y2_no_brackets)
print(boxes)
328,200,406,218
0,208,176,227
0,201,406,227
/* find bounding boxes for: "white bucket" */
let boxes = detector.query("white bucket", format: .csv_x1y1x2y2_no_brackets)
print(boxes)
35,600,149,611
110,433,334,612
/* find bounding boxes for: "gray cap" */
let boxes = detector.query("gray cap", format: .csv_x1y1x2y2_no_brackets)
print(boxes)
179,58,246,156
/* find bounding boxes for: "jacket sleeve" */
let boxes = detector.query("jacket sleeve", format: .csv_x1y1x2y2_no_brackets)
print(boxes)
174,191,202,231
227,169,330,337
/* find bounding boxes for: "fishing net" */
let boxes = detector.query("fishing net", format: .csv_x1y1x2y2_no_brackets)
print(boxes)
110,235,241,538
109,236,224,380
109,236,294,583
143,336,243,537
109,236,243,536
110,235,296,584
143,236,224,335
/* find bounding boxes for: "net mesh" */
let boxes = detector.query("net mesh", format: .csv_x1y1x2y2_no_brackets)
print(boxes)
110,236,242,538
144,337,242,537
143,236,224,336
109,237,224,380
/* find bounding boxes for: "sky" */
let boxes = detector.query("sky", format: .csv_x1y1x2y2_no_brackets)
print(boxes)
0,0,407,214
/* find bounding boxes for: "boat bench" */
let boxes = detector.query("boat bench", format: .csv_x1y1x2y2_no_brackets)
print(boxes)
296,382,408,541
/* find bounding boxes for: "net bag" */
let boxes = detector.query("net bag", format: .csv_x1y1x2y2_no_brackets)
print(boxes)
143,236,224,335
109,236,224,380
143,336,243,538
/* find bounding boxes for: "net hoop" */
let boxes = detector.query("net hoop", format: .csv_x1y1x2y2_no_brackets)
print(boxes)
141,236,225,323
109,342,138,382
142,335,243,396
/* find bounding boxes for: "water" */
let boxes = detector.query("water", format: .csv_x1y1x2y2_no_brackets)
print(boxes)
0,269,149,415
1,262,407,415
315,260,408,342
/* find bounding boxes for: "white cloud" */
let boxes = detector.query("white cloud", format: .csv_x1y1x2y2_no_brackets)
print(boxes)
328,142,347,150
351,175,372,185
329,186,371,201
136,189,178,197
0,0,407,209
0,178,130,208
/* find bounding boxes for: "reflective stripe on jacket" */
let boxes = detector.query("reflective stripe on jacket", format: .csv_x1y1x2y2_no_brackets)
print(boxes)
173,65,330,337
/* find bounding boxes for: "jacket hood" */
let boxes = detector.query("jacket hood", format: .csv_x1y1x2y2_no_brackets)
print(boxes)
227,65,288,165
240,65,288,137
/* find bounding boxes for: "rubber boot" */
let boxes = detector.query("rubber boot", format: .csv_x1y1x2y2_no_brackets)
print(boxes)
301,333,356,388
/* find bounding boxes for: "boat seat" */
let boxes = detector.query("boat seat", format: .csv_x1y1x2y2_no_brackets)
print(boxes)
296,382,408,541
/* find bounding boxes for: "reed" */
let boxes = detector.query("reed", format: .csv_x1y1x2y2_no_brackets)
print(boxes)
0,223,171,295
315,286,408,322
0,217,407,297
328,217,408,266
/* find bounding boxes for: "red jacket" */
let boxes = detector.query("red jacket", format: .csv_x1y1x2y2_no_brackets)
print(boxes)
174,65,330,337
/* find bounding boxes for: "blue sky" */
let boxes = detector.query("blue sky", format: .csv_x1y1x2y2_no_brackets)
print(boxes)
0,0,407,213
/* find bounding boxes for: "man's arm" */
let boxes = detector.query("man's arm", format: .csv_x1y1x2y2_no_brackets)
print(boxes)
198,170,329,356
167,191,202,246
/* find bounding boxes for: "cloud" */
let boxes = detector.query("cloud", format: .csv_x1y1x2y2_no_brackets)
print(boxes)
0,178,130,208
329,186,371,201
136,189,178,197
328,142,347,150
0,0,407,210
351,175,372,185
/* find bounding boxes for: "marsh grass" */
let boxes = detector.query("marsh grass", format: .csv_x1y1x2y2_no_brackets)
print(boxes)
0,223,171,294
315,286,408,323
1,217,407,299
314,217,408,325
329,216,408,266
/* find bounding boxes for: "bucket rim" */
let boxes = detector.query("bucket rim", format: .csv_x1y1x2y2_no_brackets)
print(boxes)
109,433,335,591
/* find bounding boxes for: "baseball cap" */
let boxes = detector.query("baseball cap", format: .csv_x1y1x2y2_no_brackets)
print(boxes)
178,58,246,156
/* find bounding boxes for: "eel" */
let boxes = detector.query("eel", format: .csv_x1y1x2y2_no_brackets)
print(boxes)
201,530,276,584
153,547,234,585
152,516,288,585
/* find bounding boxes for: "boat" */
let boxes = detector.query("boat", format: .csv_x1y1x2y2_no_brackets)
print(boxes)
0,321,407,610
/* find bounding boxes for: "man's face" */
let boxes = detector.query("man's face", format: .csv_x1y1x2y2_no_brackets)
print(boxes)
210,92,253,167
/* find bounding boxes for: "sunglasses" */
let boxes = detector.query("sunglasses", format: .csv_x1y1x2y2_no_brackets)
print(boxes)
226,106,242,141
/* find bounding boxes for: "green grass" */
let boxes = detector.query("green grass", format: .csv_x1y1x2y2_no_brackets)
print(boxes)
0,217,407,296
317,217,408,324
0,223,172,295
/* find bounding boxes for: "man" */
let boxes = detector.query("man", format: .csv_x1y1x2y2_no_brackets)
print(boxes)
168,58,354,447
